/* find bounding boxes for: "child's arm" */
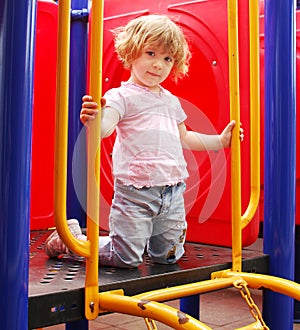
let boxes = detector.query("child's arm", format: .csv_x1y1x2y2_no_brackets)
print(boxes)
179,120,238,151
80,95,120,138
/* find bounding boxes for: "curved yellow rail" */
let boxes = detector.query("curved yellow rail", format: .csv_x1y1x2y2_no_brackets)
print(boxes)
99,291,212,330
55,0,103,319
241,0,261,229
54,0,90,257
213,270,300,301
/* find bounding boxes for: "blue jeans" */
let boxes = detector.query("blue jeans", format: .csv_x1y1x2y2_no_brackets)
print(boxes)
99,180,187,268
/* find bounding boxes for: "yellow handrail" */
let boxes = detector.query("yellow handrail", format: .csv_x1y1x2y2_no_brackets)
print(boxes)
228,0,261,271
54,0,90,258
228,0,242,272
241,0,261,229
85,0,104,320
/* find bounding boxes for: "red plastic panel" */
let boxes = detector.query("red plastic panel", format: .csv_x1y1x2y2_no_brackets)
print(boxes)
100,0,259,246
30,0,58,230
30,0,263,243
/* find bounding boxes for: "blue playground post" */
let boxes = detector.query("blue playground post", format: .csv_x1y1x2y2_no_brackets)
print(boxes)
263,0,296,329
180,294,200,320
0,0,36,329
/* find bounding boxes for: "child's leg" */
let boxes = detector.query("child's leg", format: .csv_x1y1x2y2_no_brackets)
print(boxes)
148,183,187,264
98,182,153,268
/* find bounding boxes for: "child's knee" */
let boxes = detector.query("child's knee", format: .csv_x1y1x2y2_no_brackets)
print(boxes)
115,251,144,268
149,245,184,265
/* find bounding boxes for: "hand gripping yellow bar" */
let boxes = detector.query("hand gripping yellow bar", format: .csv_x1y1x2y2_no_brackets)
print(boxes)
228,0,260,272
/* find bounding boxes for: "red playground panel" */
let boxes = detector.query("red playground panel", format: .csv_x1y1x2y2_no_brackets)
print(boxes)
30,0,58,230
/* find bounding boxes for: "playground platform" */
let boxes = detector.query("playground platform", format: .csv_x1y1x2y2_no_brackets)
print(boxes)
29,232,273,329
29,234,300,329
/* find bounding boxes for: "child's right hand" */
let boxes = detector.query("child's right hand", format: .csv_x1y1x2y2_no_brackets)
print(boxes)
80,95,106,125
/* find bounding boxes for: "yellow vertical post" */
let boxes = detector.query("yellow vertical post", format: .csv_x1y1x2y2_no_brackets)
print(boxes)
227,0,242,272
85,0,104,320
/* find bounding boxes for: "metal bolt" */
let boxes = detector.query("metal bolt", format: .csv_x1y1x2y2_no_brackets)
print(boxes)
89,301,95,313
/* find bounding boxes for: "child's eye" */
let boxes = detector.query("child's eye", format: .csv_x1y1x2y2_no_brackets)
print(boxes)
146,51,155,56
165,56,173,63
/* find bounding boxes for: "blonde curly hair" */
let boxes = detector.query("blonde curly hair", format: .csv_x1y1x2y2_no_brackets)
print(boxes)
112,14,191,81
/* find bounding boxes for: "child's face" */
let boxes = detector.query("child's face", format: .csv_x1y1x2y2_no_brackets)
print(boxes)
130,45,174,91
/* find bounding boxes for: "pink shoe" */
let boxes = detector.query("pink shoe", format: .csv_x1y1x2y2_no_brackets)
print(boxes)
44,219,86,258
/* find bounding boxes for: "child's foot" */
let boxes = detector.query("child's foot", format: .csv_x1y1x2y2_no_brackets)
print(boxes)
44,219,86,258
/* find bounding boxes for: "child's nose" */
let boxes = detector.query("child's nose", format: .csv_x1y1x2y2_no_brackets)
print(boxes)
153,60,163,69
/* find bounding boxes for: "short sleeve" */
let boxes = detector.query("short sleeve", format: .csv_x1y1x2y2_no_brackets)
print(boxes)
103,88,126,119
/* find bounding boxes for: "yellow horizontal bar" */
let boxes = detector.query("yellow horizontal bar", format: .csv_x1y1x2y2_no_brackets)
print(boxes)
99,292,211,329
134,277,237,302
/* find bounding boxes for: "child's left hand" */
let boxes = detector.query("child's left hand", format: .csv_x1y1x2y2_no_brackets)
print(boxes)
220,120,244,148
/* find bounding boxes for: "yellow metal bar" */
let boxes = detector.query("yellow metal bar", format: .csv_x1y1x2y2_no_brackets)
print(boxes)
54,0,90,257
99,292,212,329
84,0,104,320
212,270,300,301
228,0,261,268
228,0,242,272
133,277,237,302
241,0,261,229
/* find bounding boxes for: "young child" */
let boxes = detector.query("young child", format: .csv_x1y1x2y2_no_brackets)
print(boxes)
45,14,240,268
